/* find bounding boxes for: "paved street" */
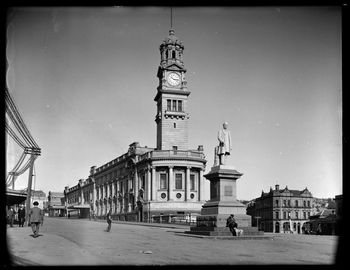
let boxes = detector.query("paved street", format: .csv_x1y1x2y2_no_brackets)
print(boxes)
6,217,338,265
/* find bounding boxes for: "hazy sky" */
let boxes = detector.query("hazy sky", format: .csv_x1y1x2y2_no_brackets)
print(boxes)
6,6,342,200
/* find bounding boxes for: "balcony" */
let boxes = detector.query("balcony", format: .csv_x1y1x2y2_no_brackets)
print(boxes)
139,150,205,162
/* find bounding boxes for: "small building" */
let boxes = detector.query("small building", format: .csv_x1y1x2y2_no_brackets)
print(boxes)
246,185,313,234
48,191,65,217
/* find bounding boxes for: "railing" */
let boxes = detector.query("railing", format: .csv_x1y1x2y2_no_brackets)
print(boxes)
151,214,197,226
140,150,205,162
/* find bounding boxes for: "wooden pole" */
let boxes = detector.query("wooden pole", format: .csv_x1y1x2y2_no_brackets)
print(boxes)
25,155,35,226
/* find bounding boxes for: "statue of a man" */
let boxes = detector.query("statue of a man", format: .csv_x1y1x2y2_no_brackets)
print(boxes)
215,122,232,165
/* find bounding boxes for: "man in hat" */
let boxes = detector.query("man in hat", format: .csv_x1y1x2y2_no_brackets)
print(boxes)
29,201,44,238
226,214,238,236
106,209,112,232
17,205,26,227
7,207,15,227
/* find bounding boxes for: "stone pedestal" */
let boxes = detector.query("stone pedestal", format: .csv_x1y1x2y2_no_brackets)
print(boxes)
186,165,262,236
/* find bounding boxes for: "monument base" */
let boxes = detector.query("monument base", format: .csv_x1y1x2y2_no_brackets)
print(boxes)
185,165,263,237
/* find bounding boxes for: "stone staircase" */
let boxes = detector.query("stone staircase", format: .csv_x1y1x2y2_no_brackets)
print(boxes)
185,226,263,236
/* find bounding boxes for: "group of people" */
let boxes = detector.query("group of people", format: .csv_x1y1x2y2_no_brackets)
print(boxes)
7,205,26,227
7,201,44,238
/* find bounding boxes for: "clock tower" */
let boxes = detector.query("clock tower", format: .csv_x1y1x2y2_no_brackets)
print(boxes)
155,29,190,150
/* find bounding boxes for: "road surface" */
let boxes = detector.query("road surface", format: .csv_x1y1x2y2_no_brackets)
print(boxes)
6,217,338,265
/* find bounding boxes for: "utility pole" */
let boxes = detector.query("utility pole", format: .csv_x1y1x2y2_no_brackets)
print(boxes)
25,155,35,226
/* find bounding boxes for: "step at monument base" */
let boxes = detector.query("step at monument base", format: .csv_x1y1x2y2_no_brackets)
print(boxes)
185,226,263,236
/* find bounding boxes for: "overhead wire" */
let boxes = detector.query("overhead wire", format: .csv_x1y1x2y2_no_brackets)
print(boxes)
5,103,35,148
5,88,40,149
5,122,26,149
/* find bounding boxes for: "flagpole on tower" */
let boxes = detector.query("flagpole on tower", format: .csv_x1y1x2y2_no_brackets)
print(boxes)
170,7,173,29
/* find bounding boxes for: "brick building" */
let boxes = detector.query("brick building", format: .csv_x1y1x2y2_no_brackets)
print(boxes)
64,29,207,222
246,185,313,233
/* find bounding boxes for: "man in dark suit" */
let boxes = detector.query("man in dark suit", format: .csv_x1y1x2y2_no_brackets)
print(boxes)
17,205,26,227
29,201,44,238
106,209,112,232
226,214,238,236
7,207,15,227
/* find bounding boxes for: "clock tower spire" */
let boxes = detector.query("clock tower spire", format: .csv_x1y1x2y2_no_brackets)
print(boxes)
155,29,190,150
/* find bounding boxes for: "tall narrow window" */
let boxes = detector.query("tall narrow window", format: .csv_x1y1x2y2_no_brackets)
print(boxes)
141,175,145,190
303,200,306,207
172,100,177,111
160,173,167,189
190,174,195,190
283,212,286,219
178,100,183,111
295,200,299,207
295,211,299,219
175,173,183,189
166,50,168,59
307,201,310,207
167,99,171,111
275,212,279,219
174,123,176,128
172,50,176,59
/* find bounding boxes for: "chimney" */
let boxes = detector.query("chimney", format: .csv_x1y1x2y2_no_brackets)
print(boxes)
90,166,96,176
197,145,204,151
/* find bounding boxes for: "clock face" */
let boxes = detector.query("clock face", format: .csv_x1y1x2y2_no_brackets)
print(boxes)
167,72,181,86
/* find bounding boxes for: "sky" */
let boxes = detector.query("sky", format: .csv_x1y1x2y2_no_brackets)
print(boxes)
6,6,342,201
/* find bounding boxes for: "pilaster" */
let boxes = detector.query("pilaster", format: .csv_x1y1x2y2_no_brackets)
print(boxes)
168,166,174,200
186,166,191,201
152,166,157,201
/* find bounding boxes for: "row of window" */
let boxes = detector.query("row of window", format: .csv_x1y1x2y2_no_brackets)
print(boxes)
276,211,311,220
159,173,196,190
167,99,183,112
276,199,311,208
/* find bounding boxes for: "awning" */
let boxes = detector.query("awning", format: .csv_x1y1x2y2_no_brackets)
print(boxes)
6,189,27,206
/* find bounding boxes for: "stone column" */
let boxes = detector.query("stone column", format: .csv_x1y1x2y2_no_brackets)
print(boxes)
134,169,139,205
111,181,115,214
199,169,204,201
152,167,157,201
114,182,118,214
186,166,191,201
92,181,96,216
147,168,151,201
168,166,174,201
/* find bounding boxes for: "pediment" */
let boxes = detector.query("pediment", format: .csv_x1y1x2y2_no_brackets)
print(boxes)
161,62,186,72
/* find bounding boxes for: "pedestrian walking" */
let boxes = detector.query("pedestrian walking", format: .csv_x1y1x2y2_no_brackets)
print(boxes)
7,207,15,227
226,214,238,236
29,201,44,238
106,209,112,232
18,205,26,227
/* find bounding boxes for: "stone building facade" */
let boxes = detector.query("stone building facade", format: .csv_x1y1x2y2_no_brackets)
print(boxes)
246,185,313,233
47,191,65,217
63,29,207,221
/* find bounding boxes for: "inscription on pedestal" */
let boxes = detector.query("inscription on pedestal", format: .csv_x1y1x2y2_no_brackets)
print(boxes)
224,185,233,196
